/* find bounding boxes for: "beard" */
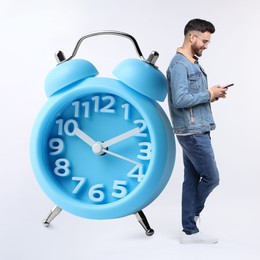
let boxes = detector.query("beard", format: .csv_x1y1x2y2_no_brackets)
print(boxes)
191,44,204,57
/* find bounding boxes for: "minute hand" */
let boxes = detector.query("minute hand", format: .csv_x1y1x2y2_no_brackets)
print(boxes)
102,127,140,148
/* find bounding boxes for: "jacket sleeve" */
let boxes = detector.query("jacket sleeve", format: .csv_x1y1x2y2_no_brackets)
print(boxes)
167,62,210,109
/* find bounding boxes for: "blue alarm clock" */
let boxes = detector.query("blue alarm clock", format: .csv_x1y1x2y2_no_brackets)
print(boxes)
30,31,175,236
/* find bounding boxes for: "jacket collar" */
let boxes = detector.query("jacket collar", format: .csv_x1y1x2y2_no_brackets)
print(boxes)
177,47,198,64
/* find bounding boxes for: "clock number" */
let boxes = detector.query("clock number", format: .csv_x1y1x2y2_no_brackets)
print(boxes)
64,119,79,136
101,96,115,113
72,177,86,194
89,184,105,202
72,101,90,118
56,119,79,136
56,119,63,135
134,119,147,137
127,164,144,182
121,103,130,120
54,158,70,177
49,138,64,155
72,101,80,117
112,180,127,198
92,95,115,113
138,142,152,160
92,96,99,112
82,101,90,118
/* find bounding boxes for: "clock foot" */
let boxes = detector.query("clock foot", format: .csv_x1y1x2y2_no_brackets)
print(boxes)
42,205,62,227
135,210,154,236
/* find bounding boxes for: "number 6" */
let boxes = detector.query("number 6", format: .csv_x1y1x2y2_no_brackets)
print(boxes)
89,184,105,202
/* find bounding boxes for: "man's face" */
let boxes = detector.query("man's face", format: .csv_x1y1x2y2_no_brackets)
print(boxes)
191,31,211,57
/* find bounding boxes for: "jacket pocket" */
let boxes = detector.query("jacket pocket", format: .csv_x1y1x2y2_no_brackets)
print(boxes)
189,72,201,91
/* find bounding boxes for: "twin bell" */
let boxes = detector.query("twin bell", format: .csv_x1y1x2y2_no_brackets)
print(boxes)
44,31,167,102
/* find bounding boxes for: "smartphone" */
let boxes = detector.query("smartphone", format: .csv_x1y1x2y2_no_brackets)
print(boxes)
223,83,234,88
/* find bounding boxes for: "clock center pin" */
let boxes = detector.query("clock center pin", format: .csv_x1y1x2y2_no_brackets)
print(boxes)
92,142,104,155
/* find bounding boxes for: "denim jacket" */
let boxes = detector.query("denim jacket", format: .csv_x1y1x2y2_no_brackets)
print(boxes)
166,49,216,135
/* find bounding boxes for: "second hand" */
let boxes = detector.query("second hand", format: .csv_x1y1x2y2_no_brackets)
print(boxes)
102,149,141,166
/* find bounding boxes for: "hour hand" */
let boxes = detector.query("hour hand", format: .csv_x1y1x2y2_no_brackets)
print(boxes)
102,127,140,148
74,127,96,147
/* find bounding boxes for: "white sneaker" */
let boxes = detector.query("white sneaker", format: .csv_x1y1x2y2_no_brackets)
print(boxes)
194,215,200,224
180,232,218,244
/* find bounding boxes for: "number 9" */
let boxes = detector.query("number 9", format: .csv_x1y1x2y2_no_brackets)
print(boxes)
49,138,64,155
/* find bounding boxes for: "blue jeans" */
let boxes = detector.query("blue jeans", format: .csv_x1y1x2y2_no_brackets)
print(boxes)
177,132,220,235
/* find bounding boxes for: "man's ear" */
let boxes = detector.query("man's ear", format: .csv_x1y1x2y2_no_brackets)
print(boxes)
188,33,195,44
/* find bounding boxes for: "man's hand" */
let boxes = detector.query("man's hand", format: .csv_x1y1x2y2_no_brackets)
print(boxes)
208,85,227,102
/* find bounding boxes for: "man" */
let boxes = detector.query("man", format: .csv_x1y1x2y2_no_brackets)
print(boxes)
167,18,227,244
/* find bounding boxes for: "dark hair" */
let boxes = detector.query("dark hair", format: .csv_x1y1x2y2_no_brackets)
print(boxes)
184,18,215,35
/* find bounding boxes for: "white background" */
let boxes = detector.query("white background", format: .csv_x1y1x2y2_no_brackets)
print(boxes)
1,0,259,259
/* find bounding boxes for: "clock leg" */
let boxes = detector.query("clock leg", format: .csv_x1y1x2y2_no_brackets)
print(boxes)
135,210,154,236
43,205,62,227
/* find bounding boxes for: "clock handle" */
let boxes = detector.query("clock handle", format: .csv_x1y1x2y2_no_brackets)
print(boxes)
59,30,153,63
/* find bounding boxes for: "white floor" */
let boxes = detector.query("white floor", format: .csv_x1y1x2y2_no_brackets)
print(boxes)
1,175,259,260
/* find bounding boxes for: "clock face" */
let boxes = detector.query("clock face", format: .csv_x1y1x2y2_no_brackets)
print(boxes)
31,77,175,220
45,91,152,208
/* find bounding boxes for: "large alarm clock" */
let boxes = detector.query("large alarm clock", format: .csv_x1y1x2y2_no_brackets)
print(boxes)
30,31,175,235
